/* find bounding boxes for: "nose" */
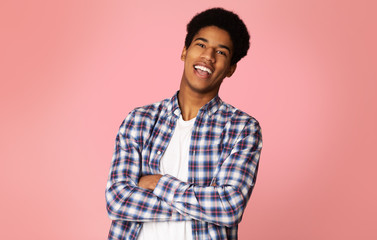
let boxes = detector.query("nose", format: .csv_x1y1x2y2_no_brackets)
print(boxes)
201,47,216,63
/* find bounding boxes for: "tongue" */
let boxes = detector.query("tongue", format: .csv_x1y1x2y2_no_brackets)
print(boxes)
196,68,209,77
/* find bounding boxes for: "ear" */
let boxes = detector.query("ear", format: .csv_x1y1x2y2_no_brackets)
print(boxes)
181,46,187,61
226,64,237,77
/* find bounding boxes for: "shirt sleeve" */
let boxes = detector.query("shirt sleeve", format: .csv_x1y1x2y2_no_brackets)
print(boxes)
105,111,191,222
152,120,262,227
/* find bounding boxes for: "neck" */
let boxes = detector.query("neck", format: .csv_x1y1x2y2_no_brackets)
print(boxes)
178,85,218,121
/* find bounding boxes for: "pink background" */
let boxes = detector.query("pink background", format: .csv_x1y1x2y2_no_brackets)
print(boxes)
1,0,376,239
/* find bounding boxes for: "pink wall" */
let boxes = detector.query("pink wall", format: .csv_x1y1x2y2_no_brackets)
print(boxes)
1,0,376,239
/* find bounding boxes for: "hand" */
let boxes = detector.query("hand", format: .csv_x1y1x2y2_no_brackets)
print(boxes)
138,174,163,191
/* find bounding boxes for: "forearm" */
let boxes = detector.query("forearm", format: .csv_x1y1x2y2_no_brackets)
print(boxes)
136,174,243,226
106,179,190,222
152,174,248,227
138,174,162,190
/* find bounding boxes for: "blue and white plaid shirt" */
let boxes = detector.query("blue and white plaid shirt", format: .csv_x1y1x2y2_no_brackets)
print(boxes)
106,92,262,240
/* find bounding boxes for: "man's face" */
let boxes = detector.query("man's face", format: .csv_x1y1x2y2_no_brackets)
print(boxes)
180,26,236,96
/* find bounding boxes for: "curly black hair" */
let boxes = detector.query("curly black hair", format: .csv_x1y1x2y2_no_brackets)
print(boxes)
185,8,250,65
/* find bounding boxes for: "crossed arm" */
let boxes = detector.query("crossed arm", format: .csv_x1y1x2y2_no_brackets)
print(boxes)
106,114,262,227
138,174,162,190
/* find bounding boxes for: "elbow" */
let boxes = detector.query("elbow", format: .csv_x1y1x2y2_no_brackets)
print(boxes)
105,194,116,220
210,202,244,227
106,197,126,221
106,207,117,221
105,181,135,221
233,211,243,226
221,190,246,227
224,209,243,227
105,188,122,221
107,208,120,221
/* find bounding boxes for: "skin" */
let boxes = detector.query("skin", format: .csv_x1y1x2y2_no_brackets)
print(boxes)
139,26,237,190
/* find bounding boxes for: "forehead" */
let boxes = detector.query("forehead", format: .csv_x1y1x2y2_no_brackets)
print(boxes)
193,26,233,49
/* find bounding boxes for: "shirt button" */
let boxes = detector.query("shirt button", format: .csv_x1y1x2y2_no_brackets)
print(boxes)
168,129,172,133
157,151,161,155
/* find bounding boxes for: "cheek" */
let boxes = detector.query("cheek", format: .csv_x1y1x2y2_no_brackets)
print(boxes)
188,47,202,58
216,62,230,74
184,60,192,69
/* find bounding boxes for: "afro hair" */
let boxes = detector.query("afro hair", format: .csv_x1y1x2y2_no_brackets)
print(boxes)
185,8,250,65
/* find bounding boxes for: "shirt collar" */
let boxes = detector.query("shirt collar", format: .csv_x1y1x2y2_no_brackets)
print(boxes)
167,91,223,117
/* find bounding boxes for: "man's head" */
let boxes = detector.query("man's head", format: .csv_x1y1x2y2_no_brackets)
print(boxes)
184,8,250,66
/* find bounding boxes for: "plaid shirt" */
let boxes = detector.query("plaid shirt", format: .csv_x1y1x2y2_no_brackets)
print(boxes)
106,92,262,240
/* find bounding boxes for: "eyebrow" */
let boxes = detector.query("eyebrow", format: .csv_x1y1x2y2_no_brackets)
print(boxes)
194,37,231,54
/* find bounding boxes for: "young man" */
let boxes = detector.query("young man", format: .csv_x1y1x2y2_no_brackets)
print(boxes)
106,8,262,240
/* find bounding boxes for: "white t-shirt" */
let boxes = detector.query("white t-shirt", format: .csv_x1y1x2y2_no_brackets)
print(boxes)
138,115,195,240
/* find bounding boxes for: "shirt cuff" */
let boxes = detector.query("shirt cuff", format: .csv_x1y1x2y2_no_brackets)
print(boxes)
153,174,183,204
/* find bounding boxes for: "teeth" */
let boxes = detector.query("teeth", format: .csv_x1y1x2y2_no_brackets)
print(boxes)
194,65,212,74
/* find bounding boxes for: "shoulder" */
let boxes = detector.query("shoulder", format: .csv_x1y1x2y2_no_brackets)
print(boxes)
131,97,170,118
218,101,262,149
217,100,260,129
122,95,173,120
118,97,171,135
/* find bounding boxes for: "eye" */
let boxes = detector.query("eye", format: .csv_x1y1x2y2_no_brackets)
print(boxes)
196,43,205,48
216,50,227,56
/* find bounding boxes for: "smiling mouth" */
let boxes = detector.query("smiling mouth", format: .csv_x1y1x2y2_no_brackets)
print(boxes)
194,65,213,76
